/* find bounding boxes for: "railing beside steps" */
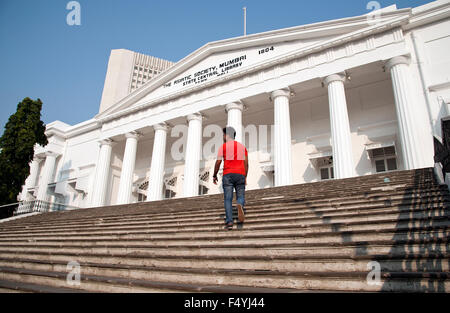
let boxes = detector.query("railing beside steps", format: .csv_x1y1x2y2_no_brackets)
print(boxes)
0,200,79,220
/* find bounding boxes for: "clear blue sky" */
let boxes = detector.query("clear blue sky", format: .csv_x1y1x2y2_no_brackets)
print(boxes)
0,0,433,135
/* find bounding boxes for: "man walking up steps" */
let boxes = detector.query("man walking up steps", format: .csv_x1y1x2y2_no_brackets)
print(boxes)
213,127,249,231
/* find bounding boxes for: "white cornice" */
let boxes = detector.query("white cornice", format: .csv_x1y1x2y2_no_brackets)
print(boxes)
405,0,450,30
45,120,70,138
96,10,412,122
45,119,101,140
45,129,66,139
65,119,101,138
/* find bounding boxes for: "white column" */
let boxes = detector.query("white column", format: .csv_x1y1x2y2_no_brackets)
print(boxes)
147,123,169,201
20,158,42,200
91,139,114,207
271,88,293,187
225,101,244,143
117,131,141,205
36,152,57,202
22,157,42,196
386,56,429,170
27,158,41,189
183,113,203,198
324,73,354,179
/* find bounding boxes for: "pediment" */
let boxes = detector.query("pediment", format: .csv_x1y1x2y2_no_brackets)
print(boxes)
132,35,335,103
97,7,410,120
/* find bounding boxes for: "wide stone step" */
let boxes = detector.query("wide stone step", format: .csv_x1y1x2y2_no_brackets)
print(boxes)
0,287,24,293
0,214,447,242
0,204,447,237
245,175,436,193
6,187,445,225
0,227,446,249
0,216,448,244
0,266,189,293
250,187,448,204
0,250,448,273
246,192,449,212
246,183,443,203
4,176,443,223
245,187,447,208
4,187,447,230
1,232,446,251
2,196,448,234
0,279,86,293
0,242,446,260
0,259,447,292
0,266,310,293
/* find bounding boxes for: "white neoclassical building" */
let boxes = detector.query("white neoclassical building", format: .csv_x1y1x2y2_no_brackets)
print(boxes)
20,1,450,209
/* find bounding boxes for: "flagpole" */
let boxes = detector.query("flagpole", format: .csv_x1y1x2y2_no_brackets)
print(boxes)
243,7,247,36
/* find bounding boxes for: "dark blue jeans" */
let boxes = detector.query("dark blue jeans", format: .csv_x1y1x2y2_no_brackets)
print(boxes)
223,174,246,224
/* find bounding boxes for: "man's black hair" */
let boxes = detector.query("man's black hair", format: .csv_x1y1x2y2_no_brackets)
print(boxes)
223,126,236,139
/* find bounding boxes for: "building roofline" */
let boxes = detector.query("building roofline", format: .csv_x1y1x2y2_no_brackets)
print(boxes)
96,9,413,122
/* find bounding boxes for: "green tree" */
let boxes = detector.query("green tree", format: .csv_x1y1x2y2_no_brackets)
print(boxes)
0,97,48,218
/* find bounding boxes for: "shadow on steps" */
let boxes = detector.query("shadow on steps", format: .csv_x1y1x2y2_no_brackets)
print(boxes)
379,169,449,292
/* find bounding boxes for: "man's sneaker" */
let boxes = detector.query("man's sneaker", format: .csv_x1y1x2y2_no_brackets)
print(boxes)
236,204,245,223
224,223,233,231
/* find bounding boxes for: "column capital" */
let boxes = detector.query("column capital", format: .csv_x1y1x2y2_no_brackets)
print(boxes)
385,55,410,71
99,138,115,147
44,151,60,158
225,101,244,113
323,72,347,86
186,113,203,123
125,131,142,140
153,123,170,132
270,88,291,101
32,156,44,163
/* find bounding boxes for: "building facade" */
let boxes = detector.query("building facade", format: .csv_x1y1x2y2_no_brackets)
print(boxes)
20,1,450,209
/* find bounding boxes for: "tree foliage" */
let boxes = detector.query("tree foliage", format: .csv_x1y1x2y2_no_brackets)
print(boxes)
0,97,48,217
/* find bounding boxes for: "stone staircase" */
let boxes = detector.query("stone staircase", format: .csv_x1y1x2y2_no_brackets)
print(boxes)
0,168,448,293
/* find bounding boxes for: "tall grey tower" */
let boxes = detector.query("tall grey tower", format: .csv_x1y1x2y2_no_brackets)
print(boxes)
99,49,174,114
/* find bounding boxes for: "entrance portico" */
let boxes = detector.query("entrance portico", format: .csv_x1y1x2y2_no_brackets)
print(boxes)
86,56,432,206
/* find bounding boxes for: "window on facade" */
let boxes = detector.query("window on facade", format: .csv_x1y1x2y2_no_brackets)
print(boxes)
375,157,397,173
137,181,148,202
138,193,147,202
316,156,334,181
371,146,398,173
268,171,275,187
163,177,177,199
372,146,395,158
198,171,210,195
164,187,176,199
375,159,386,172
199,185,209,195
386,158,397,171
320,167,334,180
